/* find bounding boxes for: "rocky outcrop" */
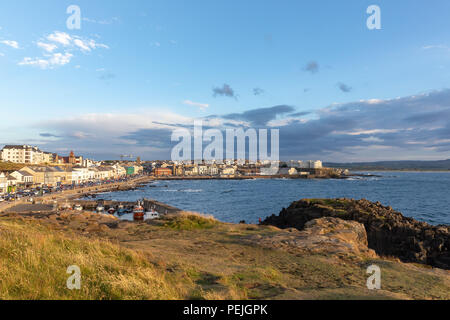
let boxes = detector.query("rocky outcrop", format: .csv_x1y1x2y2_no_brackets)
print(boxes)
248,217,377,258
262,199,450,269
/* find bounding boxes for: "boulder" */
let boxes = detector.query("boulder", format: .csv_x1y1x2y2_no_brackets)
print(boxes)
247,216,376,258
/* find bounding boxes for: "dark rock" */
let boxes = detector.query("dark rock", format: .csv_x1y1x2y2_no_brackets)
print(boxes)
262,198,450,269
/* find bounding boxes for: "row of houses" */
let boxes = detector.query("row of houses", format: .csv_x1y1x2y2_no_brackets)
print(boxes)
287,160,323,169
154,164,228,177
152,163,314,177
0,164,144,194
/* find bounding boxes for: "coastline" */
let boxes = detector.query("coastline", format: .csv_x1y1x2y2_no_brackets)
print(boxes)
0,195,448,300
1,171,449,299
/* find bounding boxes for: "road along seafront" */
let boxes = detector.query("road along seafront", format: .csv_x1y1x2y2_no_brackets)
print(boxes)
0,175,155,213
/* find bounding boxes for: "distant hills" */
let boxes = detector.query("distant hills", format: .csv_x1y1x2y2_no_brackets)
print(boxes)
324,159,450,171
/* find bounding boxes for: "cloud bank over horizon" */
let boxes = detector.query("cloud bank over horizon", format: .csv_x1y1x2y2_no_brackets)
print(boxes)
2,89,450,162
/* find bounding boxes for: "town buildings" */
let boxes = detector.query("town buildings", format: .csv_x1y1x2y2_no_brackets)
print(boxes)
154,167,173,177
0,162,144,194
9,170,33,186
0,173,7,194
149,159,326,178
0,145,94,167
20,166,72,186
288,160,323,169
0,145,46,164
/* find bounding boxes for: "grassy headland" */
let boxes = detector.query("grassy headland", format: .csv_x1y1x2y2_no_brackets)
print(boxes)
0,209,448,300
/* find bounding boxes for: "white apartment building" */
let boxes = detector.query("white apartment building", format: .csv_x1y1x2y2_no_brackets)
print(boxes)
293,160,323,169
42,152,54,163
0,145,45,164
308,160,323,169
71,167,92,184
208,165,219,176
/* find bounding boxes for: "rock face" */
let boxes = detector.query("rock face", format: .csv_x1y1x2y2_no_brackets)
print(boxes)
262,199,450,269
248,217,377,258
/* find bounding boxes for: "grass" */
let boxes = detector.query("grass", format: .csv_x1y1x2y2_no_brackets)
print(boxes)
0,218,182,300
0,213,448,300
162,212,218,230
308,199,351,208
0,162,26,173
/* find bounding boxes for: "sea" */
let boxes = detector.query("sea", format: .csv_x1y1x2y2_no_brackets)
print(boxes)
87,172,450,225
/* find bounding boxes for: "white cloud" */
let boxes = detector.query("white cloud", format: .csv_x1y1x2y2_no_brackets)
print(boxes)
19,31,109,69
335,129,401,136
37,42,58,52
0,40,19,49
47,31,72,46
45,31,109,52
49,52,73,66
19,57,50,69
73,38,91,52
183,100,209,110
73,38,109,52
361,136,384,143
33,110,195,158
45,31,109,53
422,45,450,51
18,52,73,69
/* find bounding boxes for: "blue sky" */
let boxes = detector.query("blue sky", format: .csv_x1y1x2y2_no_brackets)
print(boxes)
1,0,450,161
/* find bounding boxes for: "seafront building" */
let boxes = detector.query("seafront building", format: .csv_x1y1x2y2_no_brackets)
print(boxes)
0,162,144,193
2,165,130,190
0,143,330,192
0,145,93,166
9,170,34,186
0,145,47,164
0,173,8,193
149,159,325,178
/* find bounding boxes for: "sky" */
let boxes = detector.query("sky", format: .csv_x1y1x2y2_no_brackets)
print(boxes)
0,0,450,161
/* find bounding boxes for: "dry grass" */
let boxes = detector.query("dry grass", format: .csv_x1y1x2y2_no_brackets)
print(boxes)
0,162,26,173
0,219,181,300
162,211,218,230
0,213,449,300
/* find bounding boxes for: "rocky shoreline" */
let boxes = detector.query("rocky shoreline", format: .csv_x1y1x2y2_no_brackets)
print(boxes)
262,198,450,269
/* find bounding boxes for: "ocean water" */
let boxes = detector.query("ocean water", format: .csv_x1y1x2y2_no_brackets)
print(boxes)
88,172,450,225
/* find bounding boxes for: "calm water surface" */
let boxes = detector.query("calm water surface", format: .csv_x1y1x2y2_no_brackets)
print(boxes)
90,172,450,225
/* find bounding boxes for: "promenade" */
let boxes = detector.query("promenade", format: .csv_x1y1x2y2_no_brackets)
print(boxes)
0,175,154,213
